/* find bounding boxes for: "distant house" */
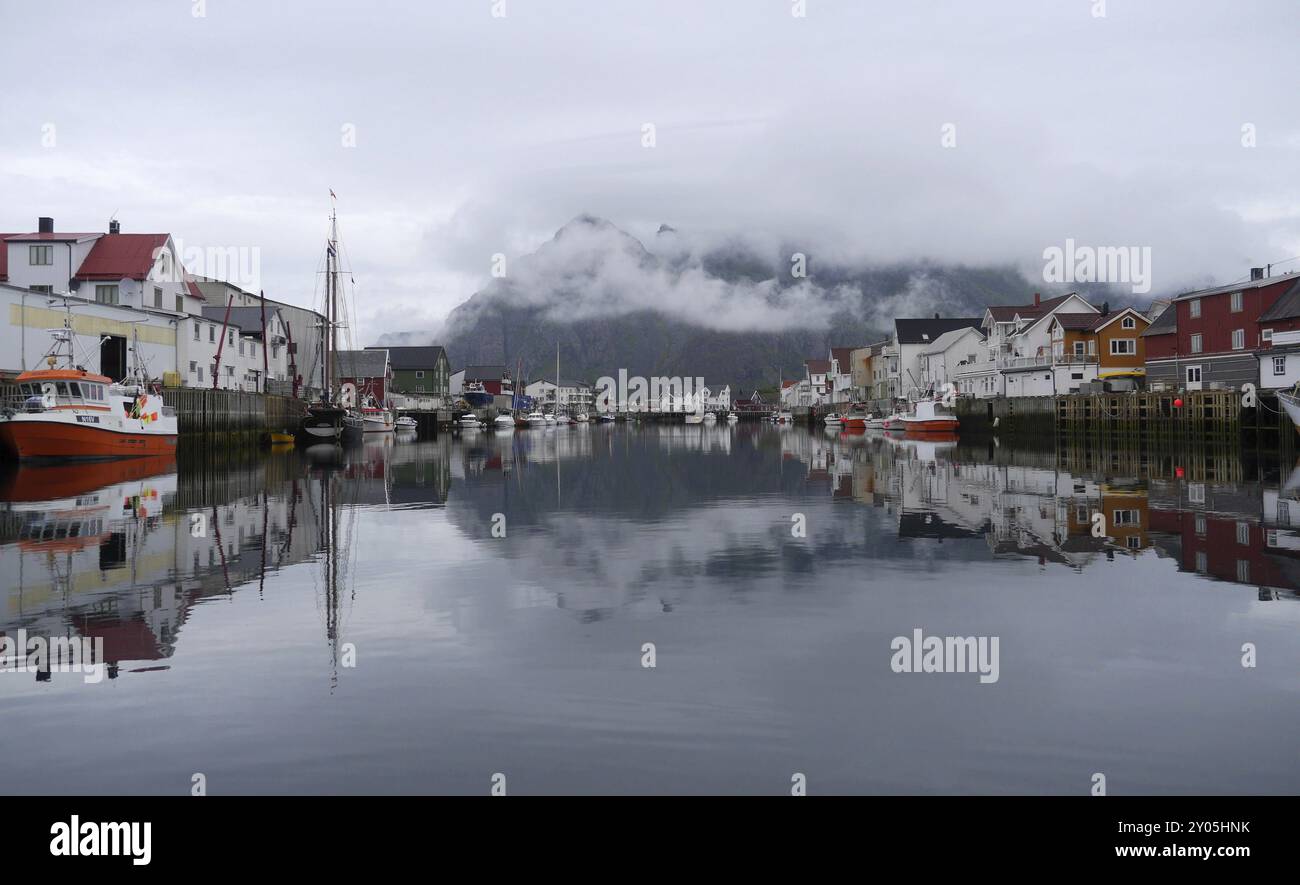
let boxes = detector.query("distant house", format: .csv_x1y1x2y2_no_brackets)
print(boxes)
525,377,594,414
1046,307,1150,391
892,316,982,398
199,305,290,392
954,293,1096,398
335,349,391,408
804,359,831,404
917,326,986,392
1144,269,1300,390
829,347,855,404
1253,278,1300,389
368,345,449,398
780,378,802,408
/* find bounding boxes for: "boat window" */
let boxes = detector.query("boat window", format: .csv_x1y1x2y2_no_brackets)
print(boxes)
68,383,82,399
56,382,69,397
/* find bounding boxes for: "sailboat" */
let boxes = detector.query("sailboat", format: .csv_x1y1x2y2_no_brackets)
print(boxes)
300,197,364,444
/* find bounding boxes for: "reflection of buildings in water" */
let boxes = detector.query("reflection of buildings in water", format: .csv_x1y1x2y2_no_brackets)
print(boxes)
786,431,1161,571
0,458,327,680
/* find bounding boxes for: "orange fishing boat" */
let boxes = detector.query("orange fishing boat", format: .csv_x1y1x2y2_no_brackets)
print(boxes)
0,325,178,460
900,399,959,434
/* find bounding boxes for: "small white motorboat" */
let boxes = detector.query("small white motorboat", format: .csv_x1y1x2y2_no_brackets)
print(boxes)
823,412,843,426
556,413,571,425
703,412,717,423
574,413,589,423
494,413,517,428
598,413,617,423
726,413,738,423
526,411,548,426
396,415,417,429
459,414,484,428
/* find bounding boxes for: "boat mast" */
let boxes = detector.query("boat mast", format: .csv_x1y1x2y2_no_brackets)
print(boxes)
326,199,337,400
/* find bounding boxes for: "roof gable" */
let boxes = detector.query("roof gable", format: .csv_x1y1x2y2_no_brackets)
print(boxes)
895,317,981,344
75,233,170,281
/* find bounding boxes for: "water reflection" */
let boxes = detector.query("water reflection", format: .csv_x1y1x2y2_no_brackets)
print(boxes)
2,424,1298,793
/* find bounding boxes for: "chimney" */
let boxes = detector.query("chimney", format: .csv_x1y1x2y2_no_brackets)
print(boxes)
1250,267,1265,281
1101,301,1110,316
108,219,120,235
933,312,940,319
1033,292,1041,307
37,216,53,234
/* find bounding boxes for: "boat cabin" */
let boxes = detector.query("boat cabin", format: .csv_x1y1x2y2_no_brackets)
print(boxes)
13,370,112,411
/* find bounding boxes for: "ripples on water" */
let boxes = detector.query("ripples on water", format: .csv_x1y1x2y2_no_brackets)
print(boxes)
2,424,1298,794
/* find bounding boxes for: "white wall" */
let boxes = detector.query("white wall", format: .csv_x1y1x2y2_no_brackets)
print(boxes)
0,285,177,381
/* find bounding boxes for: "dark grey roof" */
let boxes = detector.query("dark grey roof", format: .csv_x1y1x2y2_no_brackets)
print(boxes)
335,349,388,379
200,305,281,336
455,364,506,380
1140,302,1178,337
894,317,981,345
1173,269,1300,302
367,345,445,370
1256,279,1300,322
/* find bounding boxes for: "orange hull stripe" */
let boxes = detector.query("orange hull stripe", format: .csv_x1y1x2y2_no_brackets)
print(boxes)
0,421,177,459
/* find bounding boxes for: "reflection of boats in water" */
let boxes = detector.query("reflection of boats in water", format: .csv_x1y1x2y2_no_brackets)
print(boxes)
0,454,176,503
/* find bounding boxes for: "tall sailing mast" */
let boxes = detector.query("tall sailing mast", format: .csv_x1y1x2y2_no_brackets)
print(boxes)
325,201,338,400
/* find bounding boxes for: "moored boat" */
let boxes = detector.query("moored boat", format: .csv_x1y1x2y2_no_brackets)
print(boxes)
823,412,844,426
900,399,959,434
494,413,517,427
0,326,177,460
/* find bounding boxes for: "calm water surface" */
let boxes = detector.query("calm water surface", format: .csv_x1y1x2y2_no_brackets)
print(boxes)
2,424,1298,794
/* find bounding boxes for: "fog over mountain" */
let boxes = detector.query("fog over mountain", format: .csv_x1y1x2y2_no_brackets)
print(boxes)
378,215,1112,389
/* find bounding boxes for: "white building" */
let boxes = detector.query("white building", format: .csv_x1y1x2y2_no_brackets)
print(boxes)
917,326,986,392
954,293,1099,398
1,217,302,393
891,317,983,400
525,378,594,414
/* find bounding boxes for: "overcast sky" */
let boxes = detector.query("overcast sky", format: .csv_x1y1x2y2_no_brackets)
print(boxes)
2,1,1298,343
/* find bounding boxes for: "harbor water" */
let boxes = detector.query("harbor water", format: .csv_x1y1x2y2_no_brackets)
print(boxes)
1,423,1298,794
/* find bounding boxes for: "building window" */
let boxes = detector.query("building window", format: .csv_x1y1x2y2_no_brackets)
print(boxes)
1232,329,1245,350
1113,509,1139,526
1126,536,1141,550
1274,355,1286,376
1195,551,1208,573
1189,298,1201,318
1236,521,1250,545
154,287,163,308
95,284,119,305
209,326,215,343
238,341,244,355
29,244,52,265
1190,333,1203,354
198,366,204,382
1230,291,1243,312
228,330,235,346
176,295,184,313
1186,365,1202,384
193,324,200,341
1121,316,1136,329
1236,560,1250,583
415,371,425,379
31,284,53,294
189,360,197,374
1263,328,1274,342
1110,338,1136,355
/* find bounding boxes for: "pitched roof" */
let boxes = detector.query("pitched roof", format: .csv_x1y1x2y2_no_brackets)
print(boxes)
1140,302,1179,337
782,379,798,389
532,377,591,388
455,364,506,379
894,317,981,344
919,326,983,355
985,293,1078,323
336,349,389,379
366,345,445,370
1173,269,1300,302
830,347,854,367
75,233,169,280
201,305,281,334
805,359,831,373
1254,278,1300,322
4,231,100,243
1051,312,1103,331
